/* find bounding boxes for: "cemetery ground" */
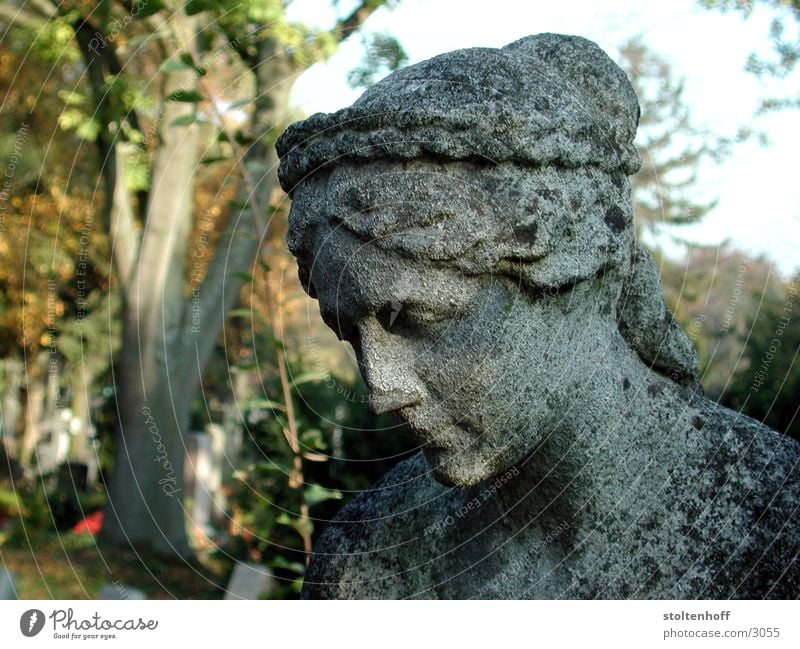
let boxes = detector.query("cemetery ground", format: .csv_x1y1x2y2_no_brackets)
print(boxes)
1,532,229,599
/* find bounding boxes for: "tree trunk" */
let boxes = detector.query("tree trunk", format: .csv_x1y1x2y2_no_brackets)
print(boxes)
102,64,200,557
104,353,194,555
1,356,24,459
102,37,295,556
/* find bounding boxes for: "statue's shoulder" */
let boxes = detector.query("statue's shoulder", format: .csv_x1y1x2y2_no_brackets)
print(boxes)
301,452,452,599
680,396,800,597
692,395,800,483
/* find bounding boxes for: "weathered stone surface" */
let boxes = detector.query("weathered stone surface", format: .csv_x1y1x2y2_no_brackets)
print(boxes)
276,33,800,599
278,33,641,192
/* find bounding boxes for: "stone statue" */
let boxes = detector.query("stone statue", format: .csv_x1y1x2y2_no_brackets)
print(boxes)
276,33,800,599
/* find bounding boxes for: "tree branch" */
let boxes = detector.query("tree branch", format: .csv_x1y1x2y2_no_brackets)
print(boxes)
107,148,140,291
30,0,56,16
71,17,142,293
133,64,200,318
332,0,386,44
0,3,47,27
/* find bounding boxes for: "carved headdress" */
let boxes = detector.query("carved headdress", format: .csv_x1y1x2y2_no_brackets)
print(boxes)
277,33,698,385
277,33,640,191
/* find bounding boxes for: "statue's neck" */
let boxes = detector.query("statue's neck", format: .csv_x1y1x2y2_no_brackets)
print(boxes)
495,345,697,550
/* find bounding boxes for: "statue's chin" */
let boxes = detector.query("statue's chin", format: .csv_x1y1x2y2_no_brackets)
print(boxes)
423,446,491,488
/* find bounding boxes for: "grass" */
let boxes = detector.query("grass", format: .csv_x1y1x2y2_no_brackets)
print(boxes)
1,531,230,599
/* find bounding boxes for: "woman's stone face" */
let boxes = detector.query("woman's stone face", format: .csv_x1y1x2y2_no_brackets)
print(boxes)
294,164,617,487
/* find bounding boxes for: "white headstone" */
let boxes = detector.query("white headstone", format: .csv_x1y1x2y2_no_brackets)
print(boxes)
223,562,273,600
0,568,17,599
188,432,213,535
186,428,227,539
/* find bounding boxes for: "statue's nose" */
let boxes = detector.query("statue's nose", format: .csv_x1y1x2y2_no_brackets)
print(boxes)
368,388,421,416
357,324,424,415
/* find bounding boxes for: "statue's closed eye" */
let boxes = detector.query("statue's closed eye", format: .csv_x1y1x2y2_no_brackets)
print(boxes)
375,300,461,334
376,302,408,332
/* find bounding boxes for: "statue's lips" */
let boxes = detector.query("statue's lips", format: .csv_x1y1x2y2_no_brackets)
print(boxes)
401,416,461,451
402,421,438,447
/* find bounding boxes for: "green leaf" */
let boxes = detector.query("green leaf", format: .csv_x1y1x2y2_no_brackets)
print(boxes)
228,199,249,210
269,556,306,575
76,118,102,141
291,371,329,386
347,32,409,90
247,398,287,412
0,488,22,514
58,90,88,106
234,130,253,145
228,308,252,318
185,0,219,15
300,428,325,450
228,98,252,110
233,271,253,282
160,58,194,73
133,0,165,18
291,576,304,594
170,114,203,126
276,513,314,540
124,126,144,144
304,483,342,507
200,155,229,165
256,459,293,474
166,90,203,103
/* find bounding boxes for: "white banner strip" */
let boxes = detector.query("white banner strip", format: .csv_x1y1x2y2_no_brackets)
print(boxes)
2,600,798,648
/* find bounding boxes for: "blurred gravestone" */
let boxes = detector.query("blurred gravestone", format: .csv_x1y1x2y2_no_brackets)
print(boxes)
98,583,146,600
0,568,17,599
223,562,273,600
185,428,225,538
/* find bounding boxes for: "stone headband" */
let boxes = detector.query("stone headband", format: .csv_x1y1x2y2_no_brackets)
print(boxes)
276,33,642,194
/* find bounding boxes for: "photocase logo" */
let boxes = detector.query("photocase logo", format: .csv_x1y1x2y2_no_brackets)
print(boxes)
20,609,45,637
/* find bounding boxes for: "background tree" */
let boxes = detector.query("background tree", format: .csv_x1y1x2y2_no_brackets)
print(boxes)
701,0,800,112
689,3,800,443
659,246,786,400
0,32,112,476
722,272,800,439
616,37,730,239
347,31,408,89
0,0,400,557
615,28,800,440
